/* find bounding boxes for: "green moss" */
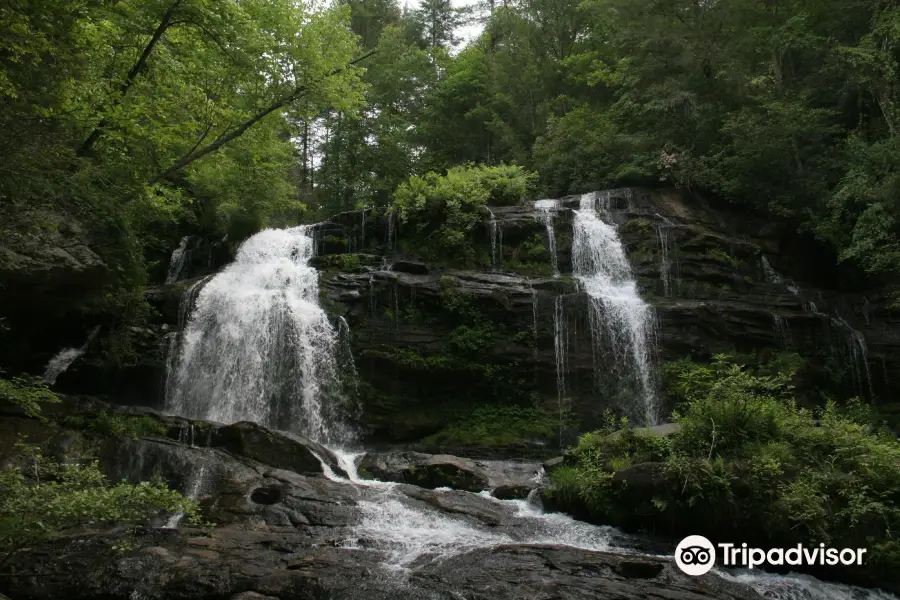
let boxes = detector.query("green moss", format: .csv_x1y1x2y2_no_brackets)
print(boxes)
623,218,653,233
706,248,741,267
62,411,168,440
421,405,561,446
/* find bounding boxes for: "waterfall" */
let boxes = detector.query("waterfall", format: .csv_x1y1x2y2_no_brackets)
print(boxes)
361,208,368,249
572,192,657,425
387,208,396,250
157,222,893,600
773,315,792,348
166,226,354,446
534,200,560,277
487,207,502,270
42,326,101,385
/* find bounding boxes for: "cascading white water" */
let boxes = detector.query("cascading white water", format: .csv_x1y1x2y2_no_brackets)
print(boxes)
166,226,352,445
534,200,559,277
161,223,893,600
42,326,101,385
572,192,657,425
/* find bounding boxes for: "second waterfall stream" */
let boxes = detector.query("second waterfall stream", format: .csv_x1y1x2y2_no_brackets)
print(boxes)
164,222,892,600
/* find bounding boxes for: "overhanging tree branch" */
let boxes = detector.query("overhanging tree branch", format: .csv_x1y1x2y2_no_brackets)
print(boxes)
147,48,377,185
77,0,183,157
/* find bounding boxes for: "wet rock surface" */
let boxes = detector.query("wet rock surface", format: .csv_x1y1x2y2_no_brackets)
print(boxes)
2,404,895,599
359,451,542,495
1,528,766,600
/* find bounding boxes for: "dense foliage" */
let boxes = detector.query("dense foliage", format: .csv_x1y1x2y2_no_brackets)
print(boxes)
548,355,900,577
391,164,535,261
0,380,199,564
307,0,900,295
0,447,201,562
6,0,900,294
1,0,367,290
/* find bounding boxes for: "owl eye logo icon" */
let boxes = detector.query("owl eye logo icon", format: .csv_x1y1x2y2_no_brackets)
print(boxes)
675,535,716,576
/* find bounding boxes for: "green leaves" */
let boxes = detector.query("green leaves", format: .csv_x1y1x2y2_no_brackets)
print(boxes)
0,447,202,559
0,376,60,420
391,163,535,261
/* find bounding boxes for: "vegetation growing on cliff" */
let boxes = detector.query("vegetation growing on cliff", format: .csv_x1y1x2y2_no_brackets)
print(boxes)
548,355,900,576
391,164,536,262
0,385,199,564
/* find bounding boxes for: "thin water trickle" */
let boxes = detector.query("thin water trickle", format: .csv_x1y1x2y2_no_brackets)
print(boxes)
164,465,208,529
657,225,673,296
573,192,657,425
166,236,193,284
386,208,396,250
773,315,792,348
534,200,560,277
487,208,503,271
553,295,568,445
761,255,874,400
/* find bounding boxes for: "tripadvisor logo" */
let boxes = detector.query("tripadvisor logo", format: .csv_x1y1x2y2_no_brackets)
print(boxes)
674,535,868,576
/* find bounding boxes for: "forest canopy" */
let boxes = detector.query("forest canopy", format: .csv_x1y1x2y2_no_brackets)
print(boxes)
3,0,900,293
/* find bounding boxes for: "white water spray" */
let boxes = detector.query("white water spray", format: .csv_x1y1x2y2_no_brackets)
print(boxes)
572,192,657,425
166,226,352,445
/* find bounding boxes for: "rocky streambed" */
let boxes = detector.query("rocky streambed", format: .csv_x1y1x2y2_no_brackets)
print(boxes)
1,401,896,600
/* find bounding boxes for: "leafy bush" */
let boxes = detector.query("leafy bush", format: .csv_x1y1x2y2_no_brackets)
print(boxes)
422,405,559,446
0,376,60,419
0,446,200,562
549,356,900,577
391,164,536,261
62,411,168,440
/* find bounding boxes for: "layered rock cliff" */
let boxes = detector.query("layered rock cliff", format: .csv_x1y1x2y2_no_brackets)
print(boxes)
37,187,900,446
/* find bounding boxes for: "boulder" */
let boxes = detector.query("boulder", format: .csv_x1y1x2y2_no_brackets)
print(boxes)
209,421,347,478
359,451,490,491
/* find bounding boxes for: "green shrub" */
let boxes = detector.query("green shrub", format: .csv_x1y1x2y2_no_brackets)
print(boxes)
62,411,168,440
0,445,201,561
391,164,536,261
550,356,900,576
0,376,60,419
422,405,559,446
